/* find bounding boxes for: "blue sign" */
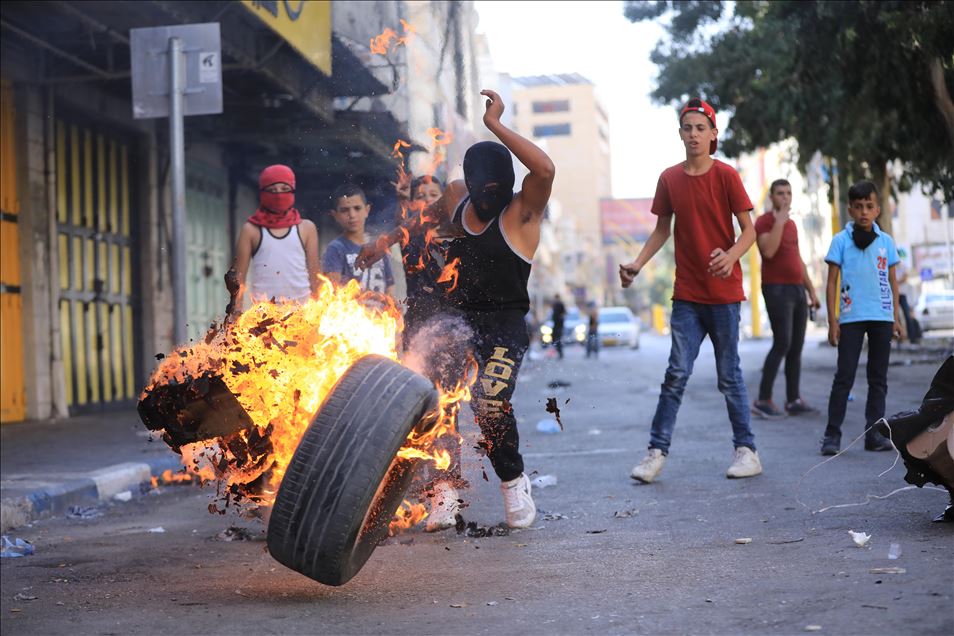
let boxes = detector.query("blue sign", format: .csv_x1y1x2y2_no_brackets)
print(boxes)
920,267,933,281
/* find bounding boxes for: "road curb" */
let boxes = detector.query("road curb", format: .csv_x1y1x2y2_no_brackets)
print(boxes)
1,455,184,532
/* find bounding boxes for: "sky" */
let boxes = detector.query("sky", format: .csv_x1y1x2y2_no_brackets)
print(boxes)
474,0,686,199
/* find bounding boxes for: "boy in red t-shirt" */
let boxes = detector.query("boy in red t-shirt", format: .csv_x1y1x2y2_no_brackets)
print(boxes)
619,98,762,483
751,179,821,419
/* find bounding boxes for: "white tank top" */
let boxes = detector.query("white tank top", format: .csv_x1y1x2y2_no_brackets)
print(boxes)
249,225,311,303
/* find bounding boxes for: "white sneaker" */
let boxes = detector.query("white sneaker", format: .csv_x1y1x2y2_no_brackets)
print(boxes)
726,447,763,478
424,481,460,533
500,473,536,528
630,448,666,483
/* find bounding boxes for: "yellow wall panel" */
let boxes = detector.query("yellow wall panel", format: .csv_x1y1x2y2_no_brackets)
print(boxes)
110,244,119,294
70,125,80,226
60,300,73,406
56,121,66,224
121,145,129,237
0,219,19,285
111,305,123,399
109,140,118,234
71,301,86,405
86,302,99,404
99,304,112,402
123,306,134,399
58,234,69,290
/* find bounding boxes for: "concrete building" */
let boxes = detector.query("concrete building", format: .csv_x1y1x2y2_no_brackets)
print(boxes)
0,0,489,423
510,73,612,309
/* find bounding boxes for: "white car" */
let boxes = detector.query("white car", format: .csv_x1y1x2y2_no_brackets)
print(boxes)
597,306,641,349
540,307,587,346
915,290,954,332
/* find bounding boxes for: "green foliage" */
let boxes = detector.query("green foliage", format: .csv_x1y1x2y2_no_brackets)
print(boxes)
626,0,954,199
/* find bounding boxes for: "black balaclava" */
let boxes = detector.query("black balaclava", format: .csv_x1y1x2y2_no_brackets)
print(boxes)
851,223,877,250
463,141,515,222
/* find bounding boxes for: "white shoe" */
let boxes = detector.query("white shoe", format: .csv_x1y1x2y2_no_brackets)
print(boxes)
630,448,666,483
500,473,536,528
424,481,460,533
726,447,763,478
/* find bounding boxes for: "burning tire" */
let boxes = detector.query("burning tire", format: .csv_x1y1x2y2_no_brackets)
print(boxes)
266,354,438,585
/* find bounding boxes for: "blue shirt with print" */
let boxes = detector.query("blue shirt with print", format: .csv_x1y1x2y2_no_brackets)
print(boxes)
824,222,899,324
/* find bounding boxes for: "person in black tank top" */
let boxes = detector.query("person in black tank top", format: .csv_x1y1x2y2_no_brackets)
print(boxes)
356,90,555,530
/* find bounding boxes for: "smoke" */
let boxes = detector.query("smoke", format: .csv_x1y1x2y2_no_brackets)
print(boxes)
403,313,475,389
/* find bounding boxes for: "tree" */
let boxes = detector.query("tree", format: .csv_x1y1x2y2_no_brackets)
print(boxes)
626,1,954,230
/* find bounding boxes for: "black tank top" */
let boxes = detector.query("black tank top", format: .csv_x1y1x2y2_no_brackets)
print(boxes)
445,196,532,313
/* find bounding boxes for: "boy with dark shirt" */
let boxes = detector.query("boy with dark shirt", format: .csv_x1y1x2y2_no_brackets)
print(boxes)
620,98,762,483
356,89,555,528
821,180,903,455
751,179,821,419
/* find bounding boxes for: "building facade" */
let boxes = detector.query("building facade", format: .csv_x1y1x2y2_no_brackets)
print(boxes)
510,74,612,309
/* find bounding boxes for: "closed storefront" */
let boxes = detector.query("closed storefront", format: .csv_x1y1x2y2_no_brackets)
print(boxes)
0,80,25,422
55,114,138,412
185,162,230,342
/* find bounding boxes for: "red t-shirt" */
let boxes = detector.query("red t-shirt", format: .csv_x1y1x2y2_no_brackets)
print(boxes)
754,212,803,285
651,160,753,304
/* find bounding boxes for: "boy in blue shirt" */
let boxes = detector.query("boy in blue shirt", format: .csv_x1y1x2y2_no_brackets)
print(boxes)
323,184,395,296
821,180,903,455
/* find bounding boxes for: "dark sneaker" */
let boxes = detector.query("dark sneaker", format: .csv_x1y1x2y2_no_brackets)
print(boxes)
785,398,820,416
751,400,786,420
864,430,894,452
820,433,841,456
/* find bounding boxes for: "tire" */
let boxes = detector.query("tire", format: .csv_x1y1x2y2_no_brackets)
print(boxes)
267,354,438,586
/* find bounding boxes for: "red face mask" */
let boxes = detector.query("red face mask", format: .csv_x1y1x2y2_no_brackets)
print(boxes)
260,190,295,214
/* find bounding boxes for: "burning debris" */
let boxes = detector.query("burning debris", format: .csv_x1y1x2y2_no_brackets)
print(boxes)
454,514,511,538
140,279,472,520
545,397,564,431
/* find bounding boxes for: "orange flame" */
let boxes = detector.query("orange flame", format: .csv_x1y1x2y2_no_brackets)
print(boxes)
370,20,416,56
389,499,428,534
143,278,471,511
436,257,461,293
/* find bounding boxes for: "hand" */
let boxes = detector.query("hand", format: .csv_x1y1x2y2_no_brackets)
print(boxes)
355,238,388,270
480,89,504,127
893,317,905,341
619,263,639,288
775,206,791,223
392,170,411,201
809,294,821,310
828,322,840,347
707,248,735,278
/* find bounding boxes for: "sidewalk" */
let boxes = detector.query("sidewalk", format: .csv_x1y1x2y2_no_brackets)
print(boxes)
0,410,182,532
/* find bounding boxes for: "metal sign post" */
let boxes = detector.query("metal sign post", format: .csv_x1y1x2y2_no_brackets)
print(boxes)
130,23,223,345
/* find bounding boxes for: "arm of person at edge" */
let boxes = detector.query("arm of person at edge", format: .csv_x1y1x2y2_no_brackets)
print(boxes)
619,213,672,288
299,219,321,297
888,264,904,340
756,207,788,259
228,222,260,316
356,89,555,269
707,210,756,279
826,263,840,347
801,259,821,308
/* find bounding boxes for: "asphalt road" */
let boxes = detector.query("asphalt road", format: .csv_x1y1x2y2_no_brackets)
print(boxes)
2,332,952,635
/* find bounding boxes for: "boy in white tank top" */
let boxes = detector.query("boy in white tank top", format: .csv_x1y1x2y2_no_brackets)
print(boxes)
229,165,320,315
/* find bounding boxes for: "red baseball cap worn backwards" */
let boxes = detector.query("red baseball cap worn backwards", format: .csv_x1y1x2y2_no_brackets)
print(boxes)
679,98,717,154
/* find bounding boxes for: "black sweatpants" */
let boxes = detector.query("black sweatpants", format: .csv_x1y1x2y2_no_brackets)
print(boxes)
825,321,893,435
758,284,808,402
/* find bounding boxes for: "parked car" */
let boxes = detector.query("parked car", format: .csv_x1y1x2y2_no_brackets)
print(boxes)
915,290,954,332
540,306,586,346
597,306,641,349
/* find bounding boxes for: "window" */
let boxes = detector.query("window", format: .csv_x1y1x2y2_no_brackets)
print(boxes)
532,99,570,113
533,123,571,137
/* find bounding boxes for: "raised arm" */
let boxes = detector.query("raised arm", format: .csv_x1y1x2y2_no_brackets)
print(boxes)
481,90,555,219
756,209,788,259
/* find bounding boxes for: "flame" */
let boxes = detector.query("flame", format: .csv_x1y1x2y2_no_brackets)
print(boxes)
143,279,474,513
389,499,428,535
149,469,195,489
370,20,416,56
436,257,461,293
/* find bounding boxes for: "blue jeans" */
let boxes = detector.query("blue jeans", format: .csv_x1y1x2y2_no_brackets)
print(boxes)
648,300,756,454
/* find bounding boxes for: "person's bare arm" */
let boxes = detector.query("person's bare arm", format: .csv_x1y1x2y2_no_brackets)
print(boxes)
756,210,788,259
826,263,840,346
889,264,904,339
481,90,555,221
355,183,464,270
708,211,756,279
229,223,258,314
802,260,820,308
300,220,321,297
619,214,673,288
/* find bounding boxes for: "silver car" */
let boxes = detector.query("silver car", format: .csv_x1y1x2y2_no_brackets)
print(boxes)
597,306,641,349
915,290,954,332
